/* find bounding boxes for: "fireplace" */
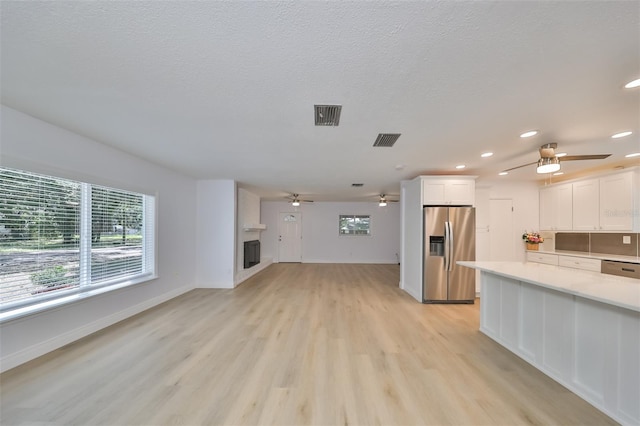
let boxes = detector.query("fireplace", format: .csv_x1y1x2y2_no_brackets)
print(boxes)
244,240,260,269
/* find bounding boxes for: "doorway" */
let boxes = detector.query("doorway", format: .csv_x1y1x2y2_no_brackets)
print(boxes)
278,212,302,262
489,199,515,261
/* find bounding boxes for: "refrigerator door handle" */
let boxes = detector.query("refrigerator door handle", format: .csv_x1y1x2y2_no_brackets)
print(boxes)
448,221,454,272
444,221,450,271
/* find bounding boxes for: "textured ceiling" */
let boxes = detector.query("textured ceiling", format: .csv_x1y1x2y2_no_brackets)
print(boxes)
1,1,639,201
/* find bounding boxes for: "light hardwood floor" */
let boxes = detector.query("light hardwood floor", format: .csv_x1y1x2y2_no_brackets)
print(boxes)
1,264,615,425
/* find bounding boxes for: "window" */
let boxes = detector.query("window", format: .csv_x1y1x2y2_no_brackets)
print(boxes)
0,167,155,311
339,215,370,235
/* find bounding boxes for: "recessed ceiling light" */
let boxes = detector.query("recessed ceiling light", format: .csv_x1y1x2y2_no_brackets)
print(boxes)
455,165,466,169
612,131,632,139
498,171,508,176
520,130,538,138
625,152,640,158
624,78,640,89
555,152,567,157
553,172,564,176
481,152,493,158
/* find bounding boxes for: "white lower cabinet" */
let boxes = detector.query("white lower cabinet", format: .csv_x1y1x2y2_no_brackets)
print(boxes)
526,252,558,265
558,255,601,272
480,272,640,425
527,252,602,272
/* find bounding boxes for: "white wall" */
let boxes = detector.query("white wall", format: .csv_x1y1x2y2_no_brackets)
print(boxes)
261,201,400,264
196,180,236,288
0,105,198,371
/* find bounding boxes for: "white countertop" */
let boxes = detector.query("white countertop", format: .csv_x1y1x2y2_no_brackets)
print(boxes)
527,248,640,264
458,261,640,312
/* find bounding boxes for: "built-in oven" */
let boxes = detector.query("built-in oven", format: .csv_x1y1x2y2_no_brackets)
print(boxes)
601,260,640,279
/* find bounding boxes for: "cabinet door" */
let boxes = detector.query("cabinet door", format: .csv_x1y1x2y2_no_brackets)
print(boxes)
423,178,475,205
539,184,572,230
445,180,475,205
423,181,447,204
539,187,555,230
526,252,559,265
555,184,573,230
572,179,599,230
599,172,633,231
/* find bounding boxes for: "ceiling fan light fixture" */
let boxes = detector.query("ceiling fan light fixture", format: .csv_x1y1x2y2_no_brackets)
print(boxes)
612,131,632,139
292,200,300,206
520,130,538,138
624,78,640,89
379,201,387,207
536,157,561,174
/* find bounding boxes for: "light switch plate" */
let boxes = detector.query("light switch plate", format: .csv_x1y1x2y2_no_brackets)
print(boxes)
623,235,631,244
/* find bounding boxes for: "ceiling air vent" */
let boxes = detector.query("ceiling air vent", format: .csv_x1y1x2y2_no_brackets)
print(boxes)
373,133,401,147
351,183,364,187
314,105,342,126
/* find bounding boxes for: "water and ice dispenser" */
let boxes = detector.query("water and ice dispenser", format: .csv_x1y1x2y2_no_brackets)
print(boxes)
429,236,445,256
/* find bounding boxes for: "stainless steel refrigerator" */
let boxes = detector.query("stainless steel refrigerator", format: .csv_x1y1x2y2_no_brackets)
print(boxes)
423,206,476,303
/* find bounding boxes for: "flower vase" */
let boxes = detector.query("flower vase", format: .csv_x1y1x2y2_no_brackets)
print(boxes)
526,243,539,251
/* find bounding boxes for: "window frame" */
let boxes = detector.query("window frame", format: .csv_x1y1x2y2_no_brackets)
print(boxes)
338,214,371,236
0,167,157,321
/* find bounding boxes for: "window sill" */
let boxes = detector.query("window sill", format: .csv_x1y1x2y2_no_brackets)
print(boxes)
0,274,158,324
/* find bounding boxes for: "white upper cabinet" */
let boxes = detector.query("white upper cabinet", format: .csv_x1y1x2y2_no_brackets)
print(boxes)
572,178,599,230
599,171,633,231
540,169,637,232
422,178,475,205
539,183,572,231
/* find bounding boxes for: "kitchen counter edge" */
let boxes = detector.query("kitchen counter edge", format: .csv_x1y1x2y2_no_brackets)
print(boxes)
458,260,640,312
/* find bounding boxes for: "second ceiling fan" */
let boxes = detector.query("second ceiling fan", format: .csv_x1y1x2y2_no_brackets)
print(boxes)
378,194,398,206
286,193,313,206
504,143,611,174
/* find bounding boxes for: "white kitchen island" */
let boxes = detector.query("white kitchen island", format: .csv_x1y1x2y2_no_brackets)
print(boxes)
458,261,640,426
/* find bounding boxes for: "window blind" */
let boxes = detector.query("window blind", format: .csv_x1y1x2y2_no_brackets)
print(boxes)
0,168,155,310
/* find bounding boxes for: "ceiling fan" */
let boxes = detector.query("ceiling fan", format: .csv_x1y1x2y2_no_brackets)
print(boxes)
286,193,313,206
504,143,611,174
378,194,398,206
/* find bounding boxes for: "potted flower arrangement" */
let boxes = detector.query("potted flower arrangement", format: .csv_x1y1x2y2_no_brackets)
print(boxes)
522,231,544,251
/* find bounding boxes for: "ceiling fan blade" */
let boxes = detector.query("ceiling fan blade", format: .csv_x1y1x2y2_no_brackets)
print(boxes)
561,154,611,161
502,161,538,172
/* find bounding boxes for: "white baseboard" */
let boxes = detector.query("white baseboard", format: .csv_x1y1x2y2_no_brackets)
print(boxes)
302,259,397,264
0,285,193,373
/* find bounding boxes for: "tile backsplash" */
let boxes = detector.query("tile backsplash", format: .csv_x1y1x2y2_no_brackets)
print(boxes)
555,233,589,252
555,232,639,257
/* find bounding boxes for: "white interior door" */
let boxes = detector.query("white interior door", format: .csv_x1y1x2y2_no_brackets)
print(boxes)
489,199,515,261
278,212,302,262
